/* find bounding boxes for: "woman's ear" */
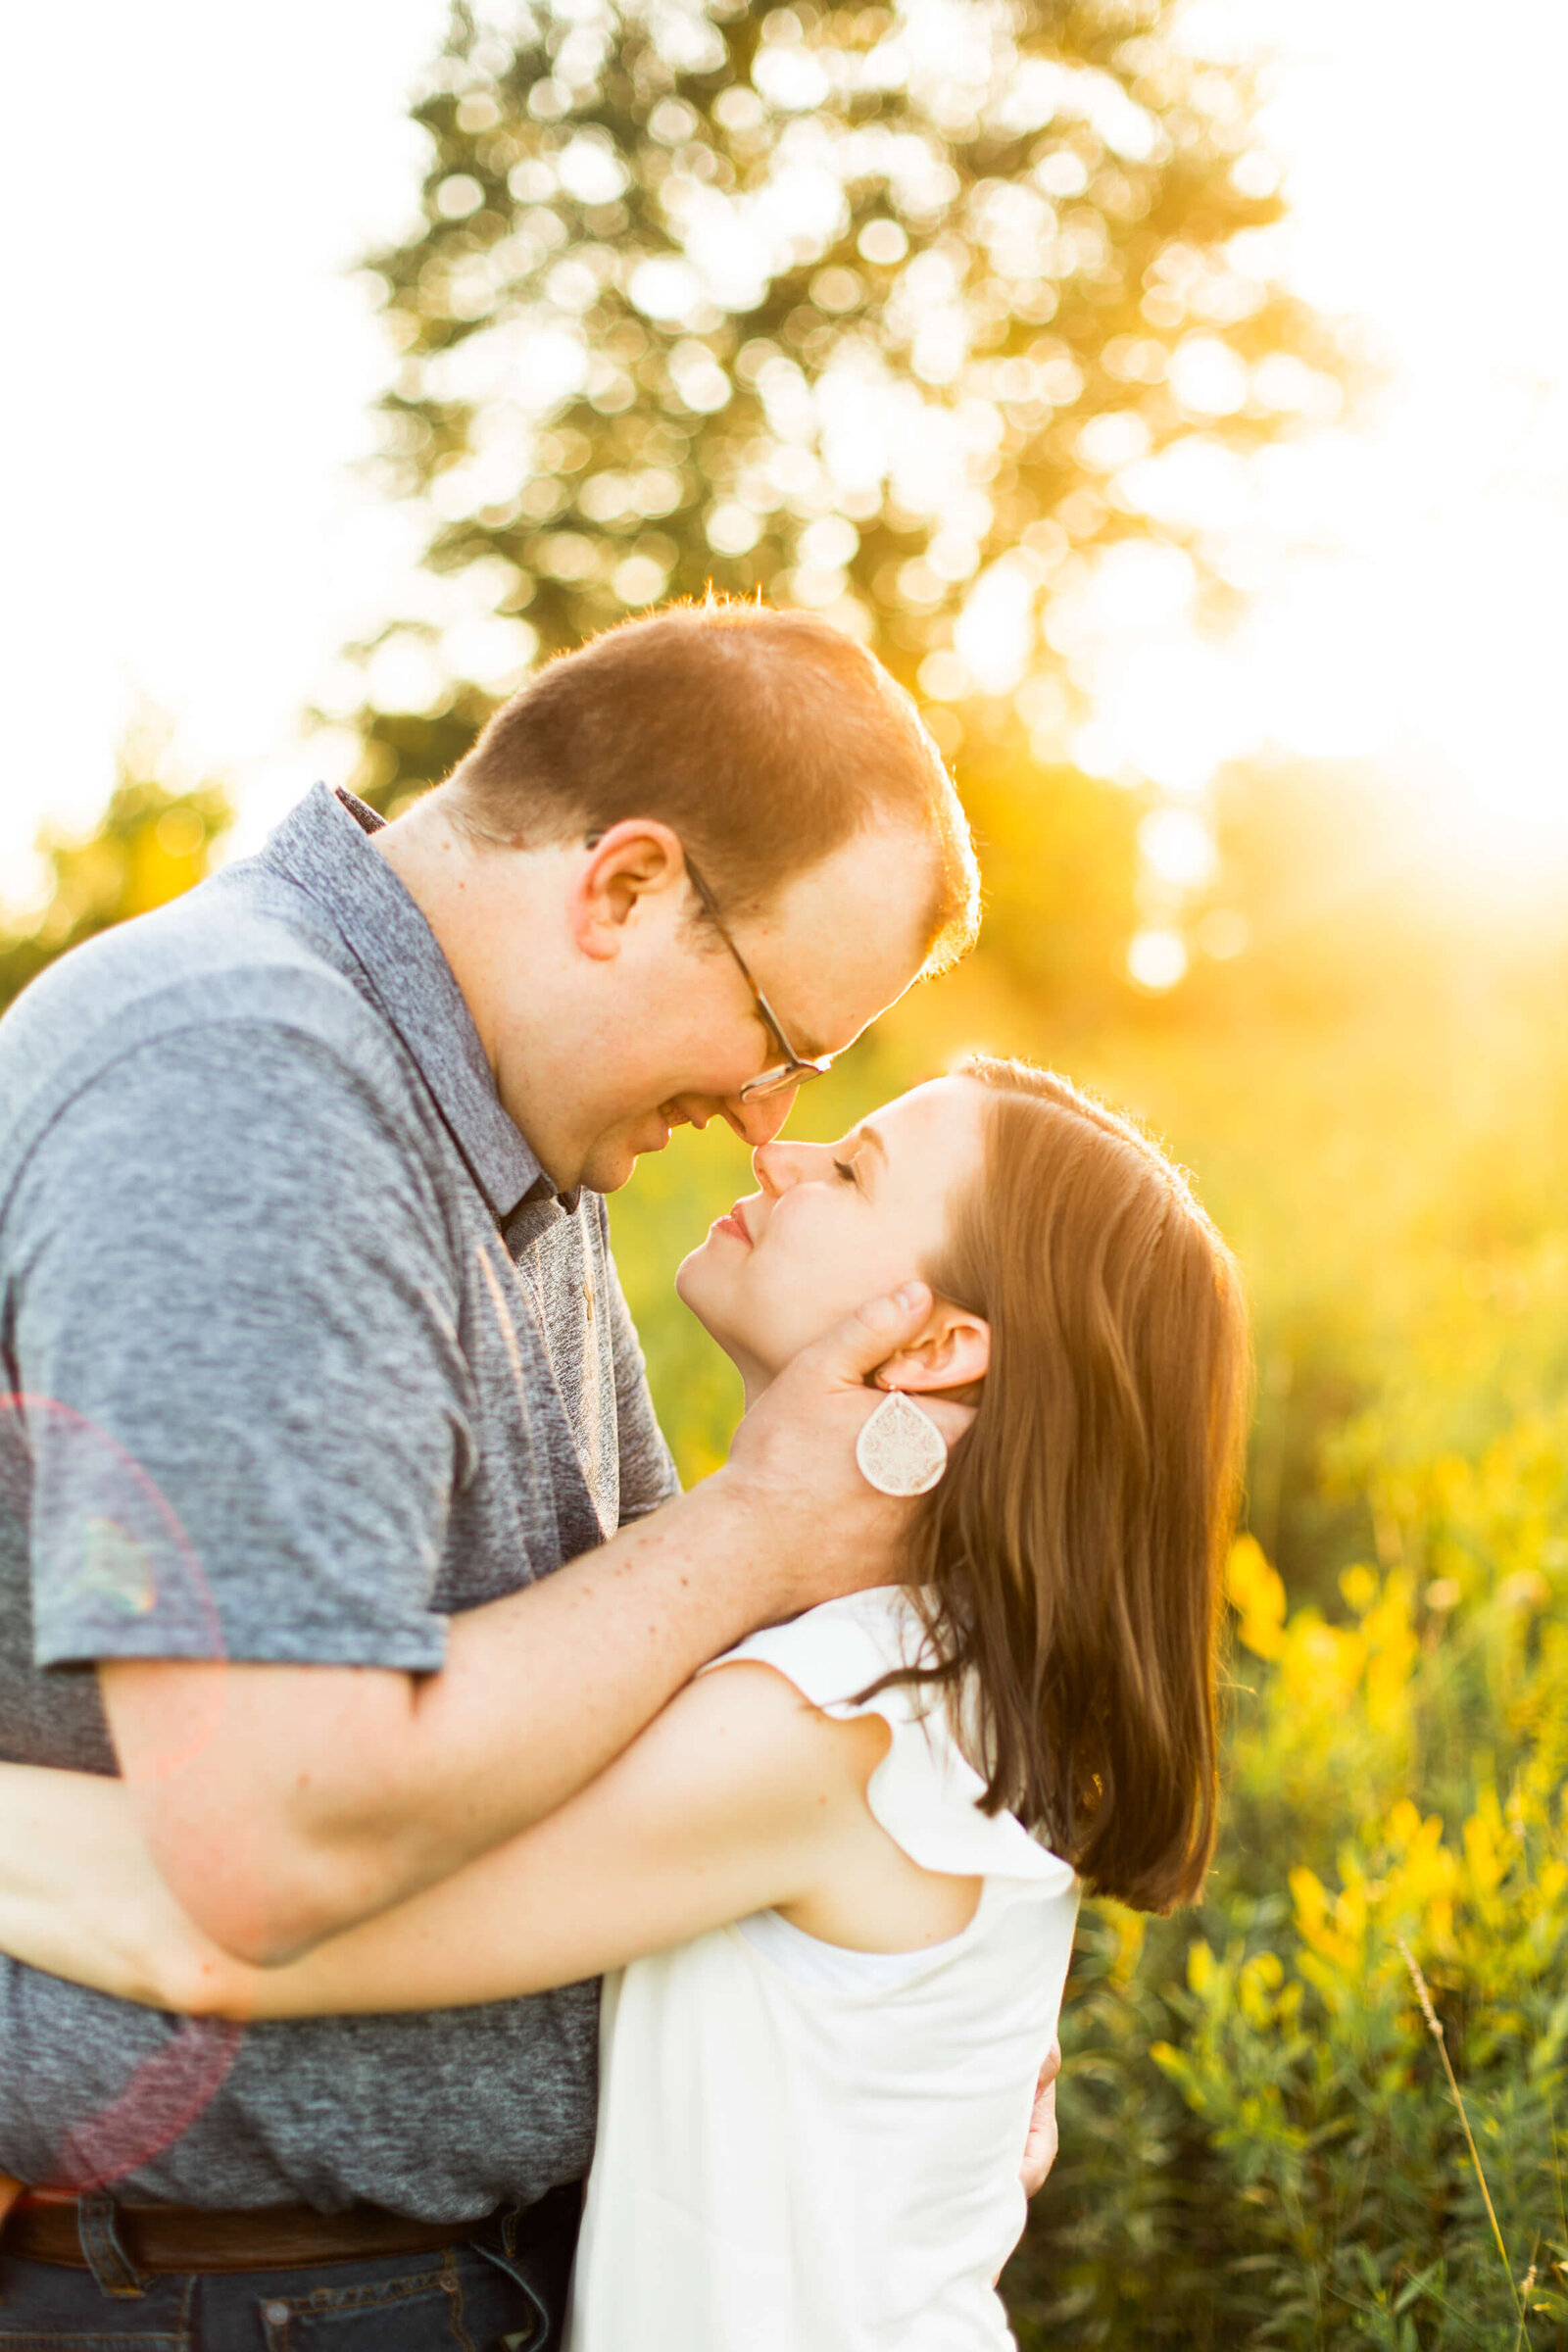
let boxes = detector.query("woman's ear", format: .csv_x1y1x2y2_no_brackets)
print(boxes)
875,1305,990,1396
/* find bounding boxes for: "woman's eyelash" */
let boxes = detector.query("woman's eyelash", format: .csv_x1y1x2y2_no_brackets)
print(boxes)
833,1158,859,1186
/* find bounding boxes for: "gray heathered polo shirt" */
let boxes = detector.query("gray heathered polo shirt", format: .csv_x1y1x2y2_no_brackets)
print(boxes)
0,783,680,2218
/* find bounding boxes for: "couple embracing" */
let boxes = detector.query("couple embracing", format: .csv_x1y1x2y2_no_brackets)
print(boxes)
0,602,1248,2350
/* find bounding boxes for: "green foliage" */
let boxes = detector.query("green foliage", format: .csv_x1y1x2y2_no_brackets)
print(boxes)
333,0,1346,815
608,799,1568,2347
0,727,229,1016
961,752,1146,1015
1004,1540,1568,2345
992,925,1568,2347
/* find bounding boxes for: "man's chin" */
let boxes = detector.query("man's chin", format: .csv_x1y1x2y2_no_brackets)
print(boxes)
579,1116,672,1195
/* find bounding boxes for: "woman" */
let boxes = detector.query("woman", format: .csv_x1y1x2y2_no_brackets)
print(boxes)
0,1057,1249,2350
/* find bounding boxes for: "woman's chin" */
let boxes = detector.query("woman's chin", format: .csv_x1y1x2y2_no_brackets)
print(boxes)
673,1243,711,1303
674,1246,725,1333
676,1250,767,1376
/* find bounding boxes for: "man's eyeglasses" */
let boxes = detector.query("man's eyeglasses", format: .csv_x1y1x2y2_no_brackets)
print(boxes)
682,855,836,1102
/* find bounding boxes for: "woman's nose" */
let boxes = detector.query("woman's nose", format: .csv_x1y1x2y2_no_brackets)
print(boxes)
752,1138,787,1196
752,1135,814,1195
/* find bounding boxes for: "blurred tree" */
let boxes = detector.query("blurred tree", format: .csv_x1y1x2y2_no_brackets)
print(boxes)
1190,756,1443,1024
963,751,1145,1018
327,0,1348,848
0,722,230,1015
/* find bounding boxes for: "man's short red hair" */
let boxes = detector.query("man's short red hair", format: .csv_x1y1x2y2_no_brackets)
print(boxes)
451,599,978,972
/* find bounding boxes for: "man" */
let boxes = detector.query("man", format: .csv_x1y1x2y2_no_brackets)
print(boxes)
0,601,1048,2346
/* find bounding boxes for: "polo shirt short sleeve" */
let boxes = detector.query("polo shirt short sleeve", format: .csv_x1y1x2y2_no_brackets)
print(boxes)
14,1015,469,1672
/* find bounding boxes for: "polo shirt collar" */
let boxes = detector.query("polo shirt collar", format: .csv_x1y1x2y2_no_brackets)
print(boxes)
262,783,573,1221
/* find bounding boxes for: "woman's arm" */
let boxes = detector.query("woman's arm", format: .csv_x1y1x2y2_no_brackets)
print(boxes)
0,1667,891,2020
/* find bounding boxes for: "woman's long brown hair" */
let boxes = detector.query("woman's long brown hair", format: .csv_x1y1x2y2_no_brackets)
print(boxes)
899,1059,1250,1914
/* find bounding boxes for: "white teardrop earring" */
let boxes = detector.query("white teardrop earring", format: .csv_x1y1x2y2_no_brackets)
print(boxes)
855,1388,948,1496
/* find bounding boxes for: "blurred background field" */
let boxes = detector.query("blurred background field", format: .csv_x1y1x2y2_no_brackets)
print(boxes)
5,0,1567,2337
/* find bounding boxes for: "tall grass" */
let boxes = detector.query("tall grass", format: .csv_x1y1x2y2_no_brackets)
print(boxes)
610,896,1568,2346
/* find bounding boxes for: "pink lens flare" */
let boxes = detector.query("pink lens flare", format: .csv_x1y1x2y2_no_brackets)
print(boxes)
48,2020,246,2194
1,1393,242,2185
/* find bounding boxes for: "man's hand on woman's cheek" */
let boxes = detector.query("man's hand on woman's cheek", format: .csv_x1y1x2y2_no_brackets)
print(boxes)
721,1283,976,1615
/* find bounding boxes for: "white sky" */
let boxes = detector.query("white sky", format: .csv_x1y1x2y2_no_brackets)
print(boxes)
1146,0,1568,896
0,0,450,898
2,0,1565,907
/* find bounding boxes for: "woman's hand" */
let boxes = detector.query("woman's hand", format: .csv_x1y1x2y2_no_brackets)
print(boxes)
0,1765,242,2014
1020,2039,1061,2196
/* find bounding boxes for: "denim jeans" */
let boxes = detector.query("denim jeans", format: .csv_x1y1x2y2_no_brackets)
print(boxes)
0,2185,581,2352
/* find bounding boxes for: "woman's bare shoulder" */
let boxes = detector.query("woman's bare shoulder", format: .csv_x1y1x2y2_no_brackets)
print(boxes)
695,1657,978,1954
679,1655,890,1803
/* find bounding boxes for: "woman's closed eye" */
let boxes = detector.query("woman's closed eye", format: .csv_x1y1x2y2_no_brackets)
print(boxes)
832,1157,861,1188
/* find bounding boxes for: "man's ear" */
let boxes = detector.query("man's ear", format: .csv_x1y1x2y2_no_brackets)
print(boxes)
568,820,687,962
875,1305,990,1397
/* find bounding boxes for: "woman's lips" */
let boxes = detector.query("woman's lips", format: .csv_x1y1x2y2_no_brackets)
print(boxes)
710,1203,753,1248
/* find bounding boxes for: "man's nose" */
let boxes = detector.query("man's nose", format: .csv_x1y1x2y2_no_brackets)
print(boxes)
668,1089,796,1144
722,1088,798,1152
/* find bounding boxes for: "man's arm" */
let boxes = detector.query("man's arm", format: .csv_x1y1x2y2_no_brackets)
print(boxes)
8,1663,884,2016
103,1285,966,1965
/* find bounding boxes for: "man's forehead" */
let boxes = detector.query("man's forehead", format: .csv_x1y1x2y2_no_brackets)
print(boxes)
759,845,936,1050
770,821,938,929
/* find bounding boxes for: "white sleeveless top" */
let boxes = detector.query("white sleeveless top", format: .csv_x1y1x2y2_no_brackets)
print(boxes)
565,1588,1081,2352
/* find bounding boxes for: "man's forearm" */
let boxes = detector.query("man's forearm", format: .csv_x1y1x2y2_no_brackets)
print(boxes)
387,1471,781,1893
107,1286,948,1966
113,1472,777,1963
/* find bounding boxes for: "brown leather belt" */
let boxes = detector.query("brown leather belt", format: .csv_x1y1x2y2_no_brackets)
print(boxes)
0,2192,491,2274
